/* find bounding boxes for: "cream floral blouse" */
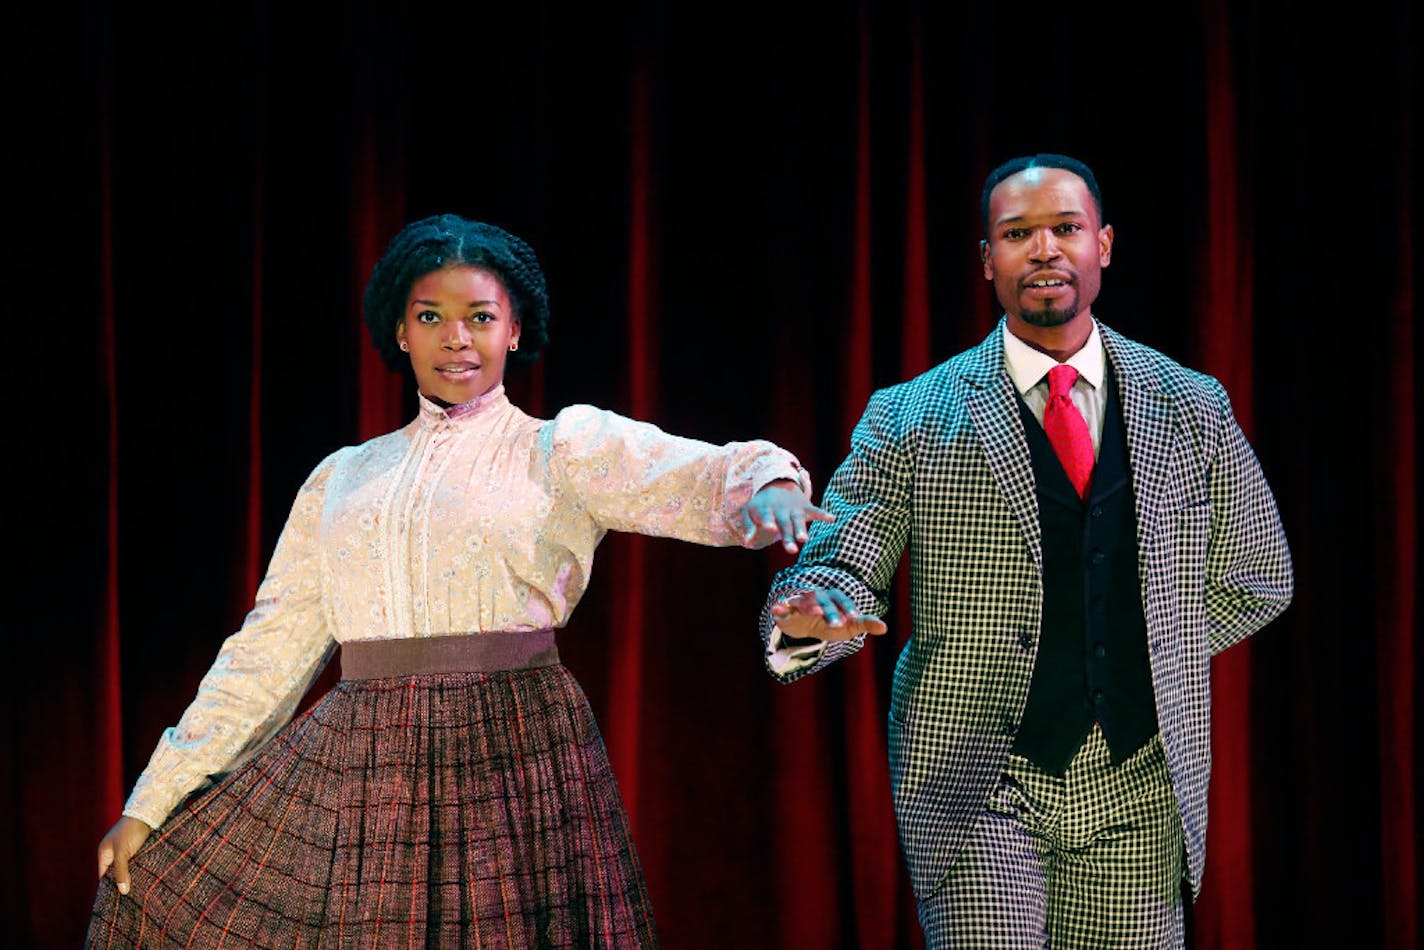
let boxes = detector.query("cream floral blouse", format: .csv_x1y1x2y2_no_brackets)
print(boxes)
123,385,811,828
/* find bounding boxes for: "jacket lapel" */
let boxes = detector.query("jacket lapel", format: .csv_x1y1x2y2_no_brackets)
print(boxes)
1102,326,1175,552
961,323,1043,571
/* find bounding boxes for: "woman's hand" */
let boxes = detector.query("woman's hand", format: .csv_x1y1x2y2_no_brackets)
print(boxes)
741,479,833,553
770,588,888,642
97,815,153,896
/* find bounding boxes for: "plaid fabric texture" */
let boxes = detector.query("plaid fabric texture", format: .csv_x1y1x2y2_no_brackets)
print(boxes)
760,319,1293,904
88,666,657,948
918,727,1183,948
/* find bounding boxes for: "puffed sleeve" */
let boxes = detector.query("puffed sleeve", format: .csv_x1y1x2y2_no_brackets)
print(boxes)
541,405,812,547
121,451,343,829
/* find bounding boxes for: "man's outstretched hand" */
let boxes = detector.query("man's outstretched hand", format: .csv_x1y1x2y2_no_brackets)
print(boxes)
770,588,888,641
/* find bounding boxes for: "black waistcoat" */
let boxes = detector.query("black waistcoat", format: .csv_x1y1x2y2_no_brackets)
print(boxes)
1011,370,1159,775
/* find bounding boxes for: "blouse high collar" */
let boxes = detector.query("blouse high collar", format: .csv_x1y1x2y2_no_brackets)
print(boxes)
416,384,510,429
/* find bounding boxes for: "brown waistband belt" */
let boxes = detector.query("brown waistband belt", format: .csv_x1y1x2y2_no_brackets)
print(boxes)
339,630,559,680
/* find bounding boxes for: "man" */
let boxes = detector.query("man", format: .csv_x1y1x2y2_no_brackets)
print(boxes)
762,153,1293,947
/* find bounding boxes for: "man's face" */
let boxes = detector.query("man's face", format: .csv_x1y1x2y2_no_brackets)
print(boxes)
981,167,1113,329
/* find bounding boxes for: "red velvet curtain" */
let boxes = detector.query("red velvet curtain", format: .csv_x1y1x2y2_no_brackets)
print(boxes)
8,0,1419,946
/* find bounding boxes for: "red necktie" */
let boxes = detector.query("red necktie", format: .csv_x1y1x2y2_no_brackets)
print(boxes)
1043,364,1094,499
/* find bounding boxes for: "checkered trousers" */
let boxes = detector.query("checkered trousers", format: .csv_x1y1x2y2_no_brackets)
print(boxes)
87,666,658,948
918,726,1184,948
760,319,1293,903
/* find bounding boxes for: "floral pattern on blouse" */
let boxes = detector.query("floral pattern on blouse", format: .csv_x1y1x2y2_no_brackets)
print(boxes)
123,385,810,828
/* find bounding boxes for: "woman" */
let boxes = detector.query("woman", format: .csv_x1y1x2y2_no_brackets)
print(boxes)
89,215,826,947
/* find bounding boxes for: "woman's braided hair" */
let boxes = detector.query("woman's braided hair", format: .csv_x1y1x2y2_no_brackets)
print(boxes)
363,214,550,371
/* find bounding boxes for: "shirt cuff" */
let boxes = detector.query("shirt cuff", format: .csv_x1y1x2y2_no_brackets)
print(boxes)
765,621,828,676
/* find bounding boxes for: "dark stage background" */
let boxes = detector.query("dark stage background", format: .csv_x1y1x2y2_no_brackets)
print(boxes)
7,0,1420,946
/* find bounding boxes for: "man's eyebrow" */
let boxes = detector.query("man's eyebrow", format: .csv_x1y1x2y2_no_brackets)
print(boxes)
994,210,1086,227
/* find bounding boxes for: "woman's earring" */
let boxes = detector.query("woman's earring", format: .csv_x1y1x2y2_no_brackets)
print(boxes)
509,341,519,352
399,341,409,352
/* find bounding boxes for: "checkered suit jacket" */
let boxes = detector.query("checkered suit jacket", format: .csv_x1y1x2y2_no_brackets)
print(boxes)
761,318,1293,900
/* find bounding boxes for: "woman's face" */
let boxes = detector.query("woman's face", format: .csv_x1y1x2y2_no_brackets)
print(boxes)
396,265,521,405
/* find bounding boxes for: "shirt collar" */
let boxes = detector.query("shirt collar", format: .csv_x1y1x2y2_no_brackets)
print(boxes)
1001,319,1105,396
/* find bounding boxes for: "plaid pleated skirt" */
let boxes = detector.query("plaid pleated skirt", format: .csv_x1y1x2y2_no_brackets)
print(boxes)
87,634,659,948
